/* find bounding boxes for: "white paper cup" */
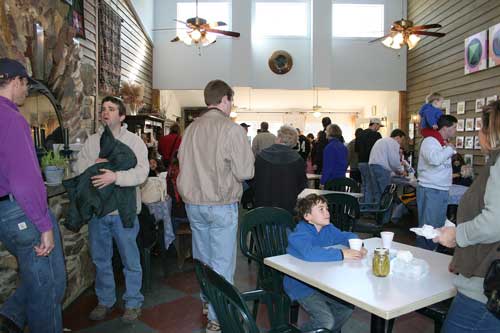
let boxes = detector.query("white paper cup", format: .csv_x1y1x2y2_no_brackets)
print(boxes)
381,231,394,249
348,238,363,251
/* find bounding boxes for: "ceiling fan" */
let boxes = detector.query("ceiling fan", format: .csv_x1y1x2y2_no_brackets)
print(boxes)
370,19,445,50
153,0,240,47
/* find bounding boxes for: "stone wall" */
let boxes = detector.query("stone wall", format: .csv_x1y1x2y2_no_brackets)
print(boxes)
0,0,96,308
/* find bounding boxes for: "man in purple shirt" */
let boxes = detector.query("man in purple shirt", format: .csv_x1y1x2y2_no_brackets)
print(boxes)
0,58,66,333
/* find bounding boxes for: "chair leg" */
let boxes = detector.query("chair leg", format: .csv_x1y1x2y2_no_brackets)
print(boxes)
434,320,442,333
290,301,299,324
247,236,254,265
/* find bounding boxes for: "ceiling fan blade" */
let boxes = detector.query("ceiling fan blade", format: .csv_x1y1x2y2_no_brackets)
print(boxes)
171,36,180,42
412,31,446,37
153,27,186,31
206,28,240,37
173,19,188,25
411,23,442,30
200,21,228,30
369,33,392,43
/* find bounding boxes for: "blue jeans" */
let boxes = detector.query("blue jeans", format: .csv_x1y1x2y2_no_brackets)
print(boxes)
416,185,448,250
370,164,393,224
443,292,500,332
359,163,376,204
298,290,353,332
185,203,238,322
0,198,66,333
88,215,143,309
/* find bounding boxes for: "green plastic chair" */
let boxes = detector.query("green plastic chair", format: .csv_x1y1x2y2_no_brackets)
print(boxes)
324,177,360,193
240,207,299,324
194,259,331,333
322,193,360,232
355,184,397,236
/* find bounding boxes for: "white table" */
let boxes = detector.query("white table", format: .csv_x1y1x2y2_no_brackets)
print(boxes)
298,188,364,199
264,238,456,333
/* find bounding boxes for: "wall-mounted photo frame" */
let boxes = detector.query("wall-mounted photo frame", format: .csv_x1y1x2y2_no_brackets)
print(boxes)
464,154,473,166
457,101,466,114
465,30,487,74
476,98,485,112
489,23,500,68
475,117,482,130
455,136,464,149
409,122,415,140
442,99,451,115
464,136,474,149
486,95,498,105
465,118,475,131
474,136,481,150
457,119,465,132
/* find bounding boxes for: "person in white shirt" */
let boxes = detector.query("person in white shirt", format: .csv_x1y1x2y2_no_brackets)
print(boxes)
368,129,406,203
417,115,457,250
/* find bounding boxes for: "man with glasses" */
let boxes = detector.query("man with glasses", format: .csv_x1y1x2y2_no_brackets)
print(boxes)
0,58,66,332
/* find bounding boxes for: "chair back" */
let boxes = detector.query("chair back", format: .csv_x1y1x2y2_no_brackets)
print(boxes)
324,177,360,193
380,184,397,211
194,259,260,333
323,193,360,232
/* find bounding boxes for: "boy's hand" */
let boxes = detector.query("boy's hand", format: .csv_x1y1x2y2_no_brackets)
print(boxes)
432,124,438,130
342,248,367,260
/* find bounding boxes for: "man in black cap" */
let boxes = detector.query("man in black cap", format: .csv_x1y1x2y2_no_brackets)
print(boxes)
0,58,66,332
240,122,250,133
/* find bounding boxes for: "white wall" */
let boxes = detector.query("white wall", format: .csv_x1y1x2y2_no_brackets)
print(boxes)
129,0,154,40
153,0,407,91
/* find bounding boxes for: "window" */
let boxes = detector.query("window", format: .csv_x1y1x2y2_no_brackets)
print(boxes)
332,3,384,38
254,2,308,37
176,2,231,34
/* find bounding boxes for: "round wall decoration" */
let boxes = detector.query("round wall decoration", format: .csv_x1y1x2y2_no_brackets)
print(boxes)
268,50,293,75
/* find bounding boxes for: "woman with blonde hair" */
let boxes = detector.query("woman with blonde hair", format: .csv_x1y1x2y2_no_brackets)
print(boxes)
435,100,500,331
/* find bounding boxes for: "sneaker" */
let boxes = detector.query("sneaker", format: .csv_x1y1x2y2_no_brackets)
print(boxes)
206,320,221,333
88,304,112,321
121,307,141,323
202,302,209,316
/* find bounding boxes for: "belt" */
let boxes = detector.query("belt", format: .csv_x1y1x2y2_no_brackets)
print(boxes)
0,195,10,202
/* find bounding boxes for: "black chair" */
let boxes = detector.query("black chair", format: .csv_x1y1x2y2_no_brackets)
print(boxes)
416,298,453,333
354,184,397,237
324,177,360,193
194,259,331,333
322,193,360,232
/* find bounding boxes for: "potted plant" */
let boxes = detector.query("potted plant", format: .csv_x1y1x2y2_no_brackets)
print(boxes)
41,151,66,185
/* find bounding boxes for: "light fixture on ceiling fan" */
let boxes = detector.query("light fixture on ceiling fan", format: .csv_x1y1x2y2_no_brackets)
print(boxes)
153,0,240,49
371,19,445,50
312,88,322,118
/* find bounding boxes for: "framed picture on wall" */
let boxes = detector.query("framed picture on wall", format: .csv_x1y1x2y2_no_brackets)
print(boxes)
464,154,473,166
456,136,464,149
464,136,474,149
486,95,498,104
409,122,415,139
442,99,451,115
465,30,487,74
457,101,466,114
457,119,465,132
465,118,475,131
489,23,500,68
475,117,482,130
474,136,481,150
476,98,485,112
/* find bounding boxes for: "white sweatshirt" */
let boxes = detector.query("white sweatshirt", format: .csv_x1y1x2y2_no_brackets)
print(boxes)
417,136,455,191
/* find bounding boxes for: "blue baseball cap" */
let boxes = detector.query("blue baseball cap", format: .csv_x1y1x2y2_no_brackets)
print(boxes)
0,58,36,84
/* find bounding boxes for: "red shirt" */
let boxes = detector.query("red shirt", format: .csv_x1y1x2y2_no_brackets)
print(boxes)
421,128,446,146
158,133,181,161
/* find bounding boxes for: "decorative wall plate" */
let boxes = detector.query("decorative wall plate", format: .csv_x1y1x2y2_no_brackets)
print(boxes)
268,50,293,75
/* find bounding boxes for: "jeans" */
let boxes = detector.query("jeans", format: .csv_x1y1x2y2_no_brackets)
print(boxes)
359,163,376,204
416,185,448,250
443,292,500,332
88,215,143,309
370,164,393,224
298,290,353,332
185,203,238,322
0,198,66,333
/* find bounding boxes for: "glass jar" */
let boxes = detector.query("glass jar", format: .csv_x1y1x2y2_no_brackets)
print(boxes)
373,248,390,277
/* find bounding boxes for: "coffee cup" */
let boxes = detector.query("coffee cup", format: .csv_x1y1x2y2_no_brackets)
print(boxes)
348,238,363,251
381,231,394,249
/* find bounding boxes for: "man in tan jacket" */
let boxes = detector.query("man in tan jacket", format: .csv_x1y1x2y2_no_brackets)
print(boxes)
177,80,254,333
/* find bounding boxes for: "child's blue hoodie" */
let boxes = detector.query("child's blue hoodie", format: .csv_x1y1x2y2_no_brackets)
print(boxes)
283,221,358,301
419,103,443,129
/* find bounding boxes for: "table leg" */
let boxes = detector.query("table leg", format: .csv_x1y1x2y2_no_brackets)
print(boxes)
370,314,394,333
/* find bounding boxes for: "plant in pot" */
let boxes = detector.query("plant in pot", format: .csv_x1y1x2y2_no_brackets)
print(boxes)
41,151,67,185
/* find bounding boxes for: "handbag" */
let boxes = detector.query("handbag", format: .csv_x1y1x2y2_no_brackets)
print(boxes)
140,172,168,204
484,258,500,319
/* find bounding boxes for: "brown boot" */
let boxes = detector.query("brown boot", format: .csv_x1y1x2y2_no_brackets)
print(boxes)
121,307,141,323
88,304,113,321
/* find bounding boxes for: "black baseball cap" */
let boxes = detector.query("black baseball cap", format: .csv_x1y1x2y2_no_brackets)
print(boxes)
0,58,36,84
240,123,251,128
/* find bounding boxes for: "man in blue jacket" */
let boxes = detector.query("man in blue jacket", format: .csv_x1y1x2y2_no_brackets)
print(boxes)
284,194,366,332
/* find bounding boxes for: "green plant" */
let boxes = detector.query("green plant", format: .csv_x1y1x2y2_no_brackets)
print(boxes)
41,151,66,169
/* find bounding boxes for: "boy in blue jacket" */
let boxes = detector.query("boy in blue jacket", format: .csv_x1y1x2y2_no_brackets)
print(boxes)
284,194,366,332
419,92,444,141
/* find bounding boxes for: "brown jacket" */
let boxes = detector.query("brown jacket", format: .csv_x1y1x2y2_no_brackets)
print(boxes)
177,108,254,205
